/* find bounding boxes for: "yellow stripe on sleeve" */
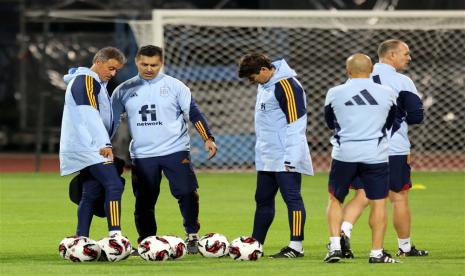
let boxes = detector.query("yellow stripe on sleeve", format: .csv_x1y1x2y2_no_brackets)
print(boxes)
195,121,209,141
90,76,97,108
199,123,209,140
283,79,297,122
85,76,91,107
90,77,96,108
287,91,296,122
280,80,298,122
85,76,97,109
90,77,97,108
280,80,293,122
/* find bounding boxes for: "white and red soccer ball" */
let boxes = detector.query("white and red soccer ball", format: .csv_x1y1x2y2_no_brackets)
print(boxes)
59,236,78,260
59,236,101,262
98,235,132,262
161,235,187,260
138,236,172,261
229,236,263,261
198,233,230,258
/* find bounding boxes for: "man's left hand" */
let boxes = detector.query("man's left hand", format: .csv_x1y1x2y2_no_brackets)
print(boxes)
204,139,218,160
99,147,114,161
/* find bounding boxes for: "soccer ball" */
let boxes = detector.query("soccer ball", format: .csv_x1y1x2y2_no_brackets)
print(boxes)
58,235,79,259
198,233,229,258
98,235,132,262
65,236,101,262
138,236,171,261
229,236,263,261
161,235,187,260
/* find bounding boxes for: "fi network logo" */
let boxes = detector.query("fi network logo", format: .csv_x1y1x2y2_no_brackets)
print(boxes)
139,104,157,121
137,104,162,126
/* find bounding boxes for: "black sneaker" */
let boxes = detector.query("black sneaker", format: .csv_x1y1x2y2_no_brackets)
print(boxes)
369,250,399,263
323,250,342,263
397,246,428,257
269,247,304,258
340,233,354,259
185,234,199,254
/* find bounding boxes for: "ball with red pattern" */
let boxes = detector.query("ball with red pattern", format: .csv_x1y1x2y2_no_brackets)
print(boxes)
229,236,263,261
58,235,80,260
198,233,230,258
138,236,171,261
161,235,187,260
65,236,101,262
98,235,132,262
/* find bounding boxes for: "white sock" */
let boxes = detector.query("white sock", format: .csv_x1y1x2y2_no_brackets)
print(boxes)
398,237,411,252
289,241,303,252
370,248,383,257
341,221,353,238
109,230,121,237
329,237,341,251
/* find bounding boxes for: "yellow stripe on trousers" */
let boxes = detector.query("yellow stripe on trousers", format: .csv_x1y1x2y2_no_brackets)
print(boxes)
110,201,115,226
110,201,120,226
293,210,301,236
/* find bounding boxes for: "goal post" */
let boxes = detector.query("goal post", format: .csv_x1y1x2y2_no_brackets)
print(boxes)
129,10,465,171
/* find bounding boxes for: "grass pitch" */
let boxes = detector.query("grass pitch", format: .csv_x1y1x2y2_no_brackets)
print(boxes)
0,172,464,275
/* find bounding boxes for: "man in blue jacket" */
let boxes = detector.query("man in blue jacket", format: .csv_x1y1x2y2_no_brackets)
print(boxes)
238,53,313,258
323,53,398,264
59,46,126,238
341,40,428,259
111,45,217,253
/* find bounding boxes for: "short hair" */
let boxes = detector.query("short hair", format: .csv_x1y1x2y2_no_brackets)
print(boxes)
136,45,163,59
238,53,273,78
92,47,126,64
377,39,405,58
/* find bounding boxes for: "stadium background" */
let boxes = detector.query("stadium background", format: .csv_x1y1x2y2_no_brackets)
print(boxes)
0,0,464,173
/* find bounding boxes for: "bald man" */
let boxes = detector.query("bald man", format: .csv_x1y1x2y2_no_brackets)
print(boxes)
341,40,427,259
323,53,399,263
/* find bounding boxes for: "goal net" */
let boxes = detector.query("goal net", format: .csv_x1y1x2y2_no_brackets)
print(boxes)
129,10,465,171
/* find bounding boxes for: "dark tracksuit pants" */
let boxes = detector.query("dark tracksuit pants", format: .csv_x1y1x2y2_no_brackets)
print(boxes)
131,151,200,242
252,171,306,245
77,162,124,237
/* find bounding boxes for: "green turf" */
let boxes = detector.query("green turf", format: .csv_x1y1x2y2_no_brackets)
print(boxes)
0,172,464,275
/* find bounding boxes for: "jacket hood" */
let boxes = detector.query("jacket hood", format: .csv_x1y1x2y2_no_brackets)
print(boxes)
262,59,297,89
63,67,100,84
